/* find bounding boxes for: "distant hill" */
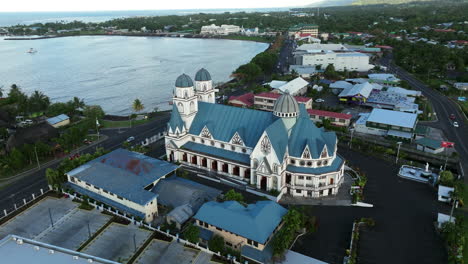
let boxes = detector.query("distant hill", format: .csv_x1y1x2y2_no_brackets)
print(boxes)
305,0,435,7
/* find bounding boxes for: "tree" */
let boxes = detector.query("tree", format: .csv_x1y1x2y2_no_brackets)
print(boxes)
45,168,62,189
208,235,225,253
183,223,200,244
234,63,262,82
0,86,3,98
440,171,454,186
224,189,244,203
252,52,278,74
28,90,50,113
9,148,25,170
72,97,85,110
132,98,145,113
83,105,105,120
324,64,338,79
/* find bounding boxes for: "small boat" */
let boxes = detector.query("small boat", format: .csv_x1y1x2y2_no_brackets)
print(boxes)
26,48,37,54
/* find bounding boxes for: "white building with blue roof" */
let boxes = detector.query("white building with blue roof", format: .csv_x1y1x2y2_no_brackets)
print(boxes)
46,114,70,128
194,200,287,263
166,69,345,198
66,148,179,223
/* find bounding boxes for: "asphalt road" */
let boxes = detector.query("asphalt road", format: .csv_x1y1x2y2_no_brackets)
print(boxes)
380,55,468,180
0,113,170,213
292,147,447,264
275,36,295,74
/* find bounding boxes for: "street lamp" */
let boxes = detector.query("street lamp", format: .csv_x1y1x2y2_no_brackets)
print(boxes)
395,142,403,164
349,129,355,149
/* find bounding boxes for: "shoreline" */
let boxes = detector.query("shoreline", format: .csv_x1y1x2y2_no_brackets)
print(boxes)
3,33,273,44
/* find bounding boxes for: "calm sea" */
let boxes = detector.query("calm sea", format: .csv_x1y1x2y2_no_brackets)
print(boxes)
0,36,268,115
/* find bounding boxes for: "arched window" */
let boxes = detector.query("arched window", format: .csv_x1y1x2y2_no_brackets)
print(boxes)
208,94,212,101
190,101,195,112
184,91,188,99
203,84,207,91
177,103,184,113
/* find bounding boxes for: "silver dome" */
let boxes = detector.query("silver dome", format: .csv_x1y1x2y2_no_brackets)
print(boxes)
273,90,299,118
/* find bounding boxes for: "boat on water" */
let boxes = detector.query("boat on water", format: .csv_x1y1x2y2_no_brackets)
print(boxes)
26,48,37,54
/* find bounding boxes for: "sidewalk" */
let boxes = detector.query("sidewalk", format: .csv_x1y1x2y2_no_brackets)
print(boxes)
0,135,109,187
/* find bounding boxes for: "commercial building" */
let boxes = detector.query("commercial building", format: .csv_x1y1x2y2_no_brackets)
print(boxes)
0,235,119,264
166,69,345,198
365,90,420,114
454,82,468,91
354,109,418,140
194,200,287,263
254,92,312,111
200,24,240,35
368,73,400,86
308,109,352,127
338,82,374,104
293,46,373,72
67,148,179,222
46,114,70,128
415,137,444,154
270,77,309,96
288,24,319,38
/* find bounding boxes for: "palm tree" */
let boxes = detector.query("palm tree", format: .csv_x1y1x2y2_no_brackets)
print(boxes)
72,97,85,110
28,90,50,113
132,99,144,113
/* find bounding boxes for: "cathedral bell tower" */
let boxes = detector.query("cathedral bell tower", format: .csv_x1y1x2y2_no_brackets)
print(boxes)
194,68,216,103
173,73,198,130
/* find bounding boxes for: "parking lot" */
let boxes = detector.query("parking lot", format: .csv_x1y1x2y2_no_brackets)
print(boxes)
135,239,210,264
82,223,152,262
35,208,112,250
0,197,77,240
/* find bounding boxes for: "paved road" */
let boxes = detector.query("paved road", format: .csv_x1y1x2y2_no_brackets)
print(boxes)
275,36,295,74
0,113,170,213
381,55,468,180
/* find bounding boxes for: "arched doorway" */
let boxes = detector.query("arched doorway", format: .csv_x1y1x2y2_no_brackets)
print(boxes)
286,174,292,184
260,176,267,190
182,153,187,162
233,166,240,176
244,169,250,179
212,161,218,171
222,163,228,173
330,178,334,185
191,156,197,165
169,151,174,162
201,158,207,167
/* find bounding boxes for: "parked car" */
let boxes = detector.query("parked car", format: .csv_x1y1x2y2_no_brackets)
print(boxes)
449,114,456,120
24,119,33,125
126,136,135,142
315,98,325,103
83,139,92,145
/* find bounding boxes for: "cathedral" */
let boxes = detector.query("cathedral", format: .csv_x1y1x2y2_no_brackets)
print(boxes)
165,68,345,198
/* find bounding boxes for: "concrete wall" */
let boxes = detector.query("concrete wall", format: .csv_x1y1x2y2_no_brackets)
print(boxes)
51,119,70,128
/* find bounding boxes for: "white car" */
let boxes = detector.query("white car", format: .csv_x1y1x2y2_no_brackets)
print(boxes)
24,119,33,125
453,122,459,128
315,98,325,103
126,136,135,142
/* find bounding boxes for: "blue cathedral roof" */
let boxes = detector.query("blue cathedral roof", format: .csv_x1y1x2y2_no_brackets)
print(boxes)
175,74,194,87
168,104,185,132
288,105,337,159
265,119,289,161
189,102,276,147
195,68,212,81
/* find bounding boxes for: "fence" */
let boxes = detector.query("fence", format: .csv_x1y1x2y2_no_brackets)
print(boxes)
141,131,166,147
0,187,51,222
64,191,245,264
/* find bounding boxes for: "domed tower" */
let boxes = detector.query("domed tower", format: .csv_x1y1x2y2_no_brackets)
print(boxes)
173,73,198,130
273,90,300,130
194,68,215,103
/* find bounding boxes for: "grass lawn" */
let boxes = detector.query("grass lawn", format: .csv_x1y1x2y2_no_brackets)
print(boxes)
458,101,468,118
463,216,468,263
100,118,151,128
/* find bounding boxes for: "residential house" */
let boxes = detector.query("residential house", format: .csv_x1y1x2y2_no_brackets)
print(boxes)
228,93,254,108
254,92,312,111
354,109,418,140
308,109,352,127
46,114,70,128
415,137,444,154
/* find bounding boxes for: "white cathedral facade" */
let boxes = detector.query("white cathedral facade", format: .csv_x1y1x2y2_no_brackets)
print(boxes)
165,68,345,198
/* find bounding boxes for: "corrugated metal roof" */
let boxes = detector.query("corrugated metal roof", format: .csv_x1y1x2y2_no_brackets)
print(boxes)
168,104,185,132
194,201,287,244
265,119,289,161
415,137,442,149
338,82,374,98
46,114,69,125
276,77,309,95
307,109,352,119
189,102,276,147
67,148,179,205
367,109,417,129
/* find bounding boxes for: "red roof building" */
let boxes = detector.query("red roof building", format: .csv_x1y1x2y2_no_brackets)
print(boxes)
434,29,455,33
375,45,393,50
254,92,313,111
228,93,254,108
307,109,352,127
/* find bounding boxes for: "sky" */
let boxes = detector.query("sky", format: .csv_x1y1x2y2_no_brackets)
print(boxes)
1,0,316,12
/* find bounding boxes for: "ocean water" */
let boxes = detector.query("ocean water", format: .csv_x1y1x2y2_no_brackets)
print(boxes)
0,36,268,115
0,8,288,27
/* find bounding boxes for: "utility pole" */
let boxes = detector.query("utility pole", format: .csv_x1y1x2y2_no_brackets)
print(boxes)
449,200,458,223
395,142,403,164
87,220,91,238
48,208,54,227
349,129,355,149
96,118,100,140
34,145,40,169
444,147,448,171
133,233,137,252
